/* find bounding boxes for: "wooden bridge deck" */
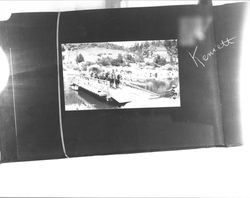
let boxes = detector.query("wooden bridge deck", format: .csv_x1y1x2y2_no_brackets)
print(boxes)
73,77,160,105
109,85,159,104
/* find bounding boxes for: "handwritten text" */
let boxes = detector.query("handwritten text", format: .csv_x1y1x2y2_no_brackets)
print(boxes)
189,37,236,68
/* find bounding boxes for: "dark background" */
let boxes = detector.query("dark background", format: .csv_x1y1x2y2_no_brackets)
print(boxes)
0,3,245,162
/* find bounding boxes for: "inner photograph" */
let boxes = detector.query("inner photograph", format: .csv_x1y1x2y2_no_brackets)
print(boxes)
62,40,180,111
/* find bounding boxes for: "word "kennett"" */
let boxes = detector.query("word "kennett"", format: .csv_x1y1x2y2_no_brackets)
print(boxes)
189,37,237,68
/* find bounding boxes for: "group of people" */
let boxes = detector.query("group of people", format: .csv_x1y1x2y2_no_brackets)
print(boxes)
90,70,122,89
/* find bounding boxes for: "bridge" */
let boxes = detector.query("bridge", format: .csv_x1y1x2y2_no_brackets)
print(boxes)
71,76,166,106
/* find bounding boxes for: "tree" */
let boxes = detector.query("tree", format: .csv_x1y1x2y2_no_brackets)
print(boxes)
117,53,123,63
111,54,124,66
154,55,167,66
126,54,135,63
81,65,88,71
163,40,178,64
98,57,112,66
76,53,84,64
135,54,144,63
144,41,150,49
61,45,66,52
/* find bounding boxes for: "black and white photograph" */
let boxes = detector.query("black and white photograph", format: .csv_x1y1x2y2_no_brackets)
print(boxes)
62,40,180,111
1,1,250,197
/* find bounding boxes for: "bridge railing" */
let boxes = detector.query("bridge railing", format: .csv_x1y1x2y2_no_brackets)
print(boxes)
78,76,110,96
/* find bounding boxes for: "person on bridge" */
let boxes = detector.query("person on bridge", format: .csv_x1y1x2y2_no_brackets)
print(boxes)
115,74,122,88
110,70,116,88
